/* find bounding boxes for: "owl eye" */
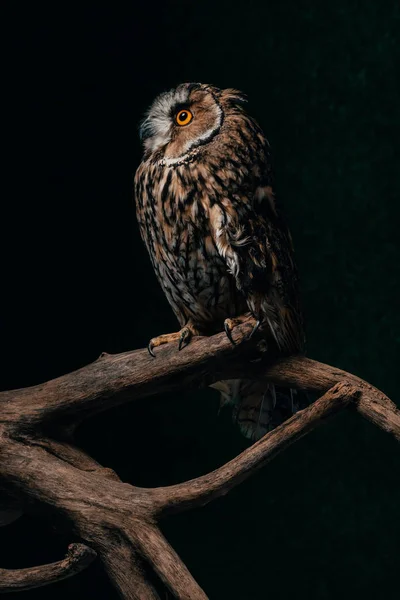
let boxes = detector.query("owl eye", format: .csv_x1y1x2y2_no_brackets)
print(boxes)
175,109,193,126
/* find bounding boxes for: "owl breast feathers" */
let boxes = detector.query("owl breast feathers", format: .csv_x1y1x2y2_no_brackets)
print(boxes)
134,83,305,440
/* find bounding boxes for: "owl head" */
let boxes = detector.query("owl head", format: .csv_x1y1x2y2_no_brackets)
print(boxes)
139,83,247,160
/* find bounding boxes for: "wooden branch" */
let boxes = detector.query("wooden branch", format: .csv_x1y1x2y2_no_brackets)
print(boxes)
132,523,208,600
0,543,96,593
0,320,258,432
25,436,121,482
99,532,162,600
0,321,398,598
255,356,400,441
151,382,359,515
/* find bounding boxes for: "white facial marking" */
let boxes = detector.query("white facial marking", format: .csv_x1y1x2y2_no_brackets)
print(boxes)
140,87,190,153
140,85,223,161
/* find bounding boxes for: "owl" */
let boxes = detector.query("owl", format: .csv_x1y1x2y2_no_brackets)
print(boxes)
134,83,305,440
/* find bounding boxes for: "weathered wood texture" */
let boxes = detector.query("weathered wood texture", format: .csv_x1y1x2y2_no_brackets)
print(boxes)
0,321,399,598
0,544,96,593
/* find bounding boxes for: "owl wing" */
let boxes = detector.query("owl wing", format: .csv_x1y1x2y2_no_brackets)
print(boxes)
208,185,304,353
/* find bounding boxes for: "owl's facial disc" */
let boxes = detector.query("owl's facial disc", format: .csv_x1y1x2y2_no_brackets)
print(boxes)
140,84,223,160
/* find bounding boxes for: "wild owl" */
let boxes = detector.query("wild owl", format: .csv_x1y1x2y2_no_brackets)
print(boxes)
134,83,305,440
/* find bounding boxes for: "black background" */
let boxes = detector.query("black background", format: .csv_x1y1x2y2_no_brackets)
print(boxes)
1,2,399,598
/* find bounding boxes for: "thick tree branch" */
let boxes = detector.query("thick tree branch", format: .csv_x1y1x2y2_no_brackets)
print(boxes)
0,321,258,432
255,356,400,440
0,322,398,599
99,531,162,600
0,543,96,593
24,436,121,481
132,523,208,600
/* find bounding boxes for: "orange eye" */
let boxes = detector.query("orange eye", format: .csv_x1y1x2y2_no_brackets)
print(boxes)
175,109,193,126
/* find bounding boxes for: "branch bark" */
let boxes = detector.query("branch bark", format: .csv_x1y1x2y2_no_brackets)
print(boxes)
151,381,359,515
0,543,96,593
132,523,208,600
0,322,398,598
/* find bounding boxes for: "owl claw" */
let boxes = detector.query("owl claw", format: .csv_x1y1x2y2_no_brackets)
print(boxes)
148,325,198,355
224,321,236,345
178,327,191,351
249,320,261,339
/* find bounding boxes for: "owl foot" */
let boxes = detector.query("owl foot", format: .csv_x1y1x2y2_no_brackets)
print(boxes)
248,319,261,339
147,323,199,357
224,315,255,345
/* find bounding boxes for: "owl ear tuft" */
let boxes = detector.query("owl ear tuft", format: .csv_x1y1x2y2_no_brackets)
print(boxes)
222,88,248,106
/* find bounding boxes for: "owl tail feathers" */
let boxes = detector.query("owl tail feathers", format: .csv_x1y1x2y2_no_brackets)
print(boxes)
211,379,306,441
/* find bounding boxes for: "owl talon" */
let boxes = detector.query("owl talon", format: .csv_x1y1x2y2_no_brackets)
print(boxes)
148,324,199,355
224,320,236,345
178,327,191,351
249,320,261,339
148,341,156,358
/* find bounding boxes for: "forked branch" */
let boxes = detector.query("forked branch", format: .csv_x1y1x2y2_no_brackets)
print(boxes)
0,321,399,598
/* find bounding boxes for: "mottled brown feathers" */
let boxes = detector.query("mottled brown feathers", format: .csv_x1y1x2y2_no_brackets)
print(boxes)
134,82,305,439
